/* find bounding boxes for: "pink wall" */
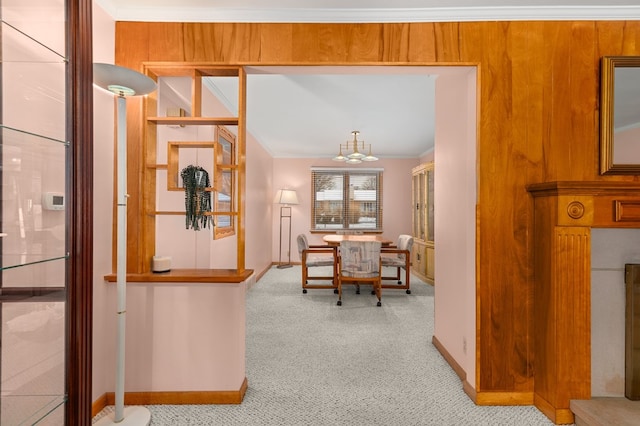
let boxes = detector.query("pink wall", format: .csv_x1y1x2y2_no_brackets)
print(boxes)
433,69,478,387
271,157,420,261
115,280,249,392
245,135,275,273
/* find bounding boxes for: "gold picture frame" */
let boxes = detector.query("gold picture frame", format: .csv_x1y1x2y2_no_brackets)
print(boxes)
600,56,640,175
213,125,236,239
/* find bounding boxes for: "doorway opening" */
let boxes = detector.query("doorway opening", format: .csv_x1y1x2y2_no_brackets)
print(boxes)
209,64,479,389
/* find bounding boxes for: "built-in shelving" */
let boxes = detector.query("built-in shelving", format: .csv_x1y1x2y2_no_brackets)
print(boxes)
138,64,246,265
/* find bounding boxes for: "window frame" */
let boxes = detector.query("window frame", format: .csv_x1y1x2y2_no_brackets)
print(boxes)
310,168,383,233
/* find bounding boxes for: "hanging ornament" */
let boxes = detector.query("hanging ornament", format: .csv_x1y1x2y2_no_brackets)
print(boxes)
180,165,213,230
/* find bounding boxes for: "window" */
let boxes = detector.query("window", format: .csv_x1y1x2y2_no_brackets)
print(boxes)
311,168,382,232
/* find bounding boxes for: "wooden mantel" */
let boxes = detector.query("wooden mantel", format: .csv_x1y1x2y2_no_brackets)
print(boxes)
527,181,640,424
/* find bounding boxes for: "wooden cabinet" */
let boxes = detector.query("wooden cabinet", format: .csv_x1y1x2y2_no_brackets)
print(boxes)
411,162,435,284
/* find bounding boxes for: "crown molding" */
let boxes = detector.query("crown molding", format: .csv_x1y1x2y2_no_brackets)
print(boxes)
98,5,640,23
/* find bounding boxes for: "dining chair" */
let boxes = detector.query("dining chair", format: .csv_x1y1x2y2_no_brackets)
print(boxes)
381,234,413,294
296,234,337,293
337,240,382,306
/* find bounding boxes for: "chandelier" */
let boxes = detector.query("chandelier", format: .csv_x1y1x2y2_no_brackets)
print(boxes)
332,130,378,164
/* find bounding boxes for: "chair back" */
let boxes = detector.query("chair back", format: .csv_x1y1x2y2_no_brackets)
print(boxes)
397,234,414,261
296,234,309,257
339,240,381,278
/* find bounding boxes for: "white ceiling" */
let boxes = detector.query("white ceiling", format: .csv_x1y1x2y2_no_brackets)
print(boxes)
96,1,639,159
213,66,454,159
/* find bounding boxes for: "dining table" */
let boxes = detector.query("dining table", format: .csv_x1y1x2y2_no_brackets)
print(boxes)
322,234,394,247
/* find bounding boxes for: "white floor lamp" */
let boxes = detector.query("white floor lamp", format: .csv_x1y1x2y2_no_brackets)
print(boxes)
274,189,299,268
93,63,156,426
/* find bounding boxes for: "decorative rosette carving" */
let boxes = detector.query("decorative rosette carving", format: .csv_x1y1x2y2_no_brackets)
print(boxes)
567,201,585,219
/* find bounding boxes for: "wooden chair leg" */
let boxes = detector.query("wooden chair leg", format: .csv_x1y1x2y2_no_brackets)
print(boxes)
404,266,411,294
301,266,307,293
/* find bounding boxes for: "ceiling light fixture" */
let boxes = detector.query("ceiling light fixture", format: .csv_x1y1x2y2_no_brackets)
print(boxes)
332,130,378,164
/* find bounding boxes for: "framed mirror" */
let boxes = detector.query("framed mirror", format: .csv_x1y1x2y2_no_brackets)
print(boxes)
600,56,640,174
213,125,236,239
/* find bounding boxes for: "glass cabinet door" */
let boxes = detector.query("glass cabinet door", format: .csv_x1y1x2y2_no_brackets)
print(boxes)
1,1,67,424
412,172,419,239
426,168,434,243
412,170,426,241
411,163,434,244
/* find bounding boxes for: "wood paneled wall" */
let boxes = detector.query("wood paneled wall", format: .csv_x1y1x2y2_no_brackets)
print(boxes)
115,20,640,407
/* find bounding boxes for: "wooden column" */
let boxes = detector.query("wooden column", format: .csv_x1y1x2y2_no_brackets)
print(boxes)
66,0,94,421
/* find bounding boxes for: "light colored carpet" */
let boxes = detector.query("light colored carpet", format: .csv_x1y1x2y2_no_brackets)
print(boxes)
94,265,559,425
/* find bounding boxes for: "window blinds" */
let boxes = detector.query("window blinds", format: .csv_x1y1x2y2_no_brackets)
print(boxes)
311,169,382,232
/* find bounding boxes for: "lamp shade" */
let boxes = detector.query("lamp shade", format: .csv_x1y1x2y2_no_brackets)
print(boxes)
274,189,299,205
93,63,157,97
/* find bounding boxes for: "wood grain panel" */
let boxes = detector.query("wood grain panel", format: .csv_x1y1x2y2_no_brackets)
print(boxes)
512,24,545,394
531,196,556,403
291,24,381,63
114,22,151,69
619,22,640,54
146,22,186,63
183,24,263,63
475,20,534,393
125,96,148,272
546,22,575,181
378,23,440,63
258,24,294,62
115,21,640,423
433,22,463,62
457,22,484,63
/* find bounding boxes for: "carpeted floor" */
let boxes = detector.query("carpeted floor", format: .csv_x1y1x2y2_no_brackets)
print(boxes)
94,265,559,425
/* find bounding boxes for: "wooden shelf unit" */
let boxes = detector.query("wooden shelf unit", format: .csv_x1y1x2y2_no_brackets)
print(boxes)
133,63,247,272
